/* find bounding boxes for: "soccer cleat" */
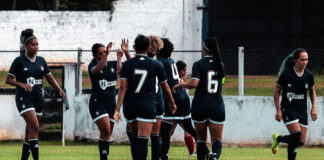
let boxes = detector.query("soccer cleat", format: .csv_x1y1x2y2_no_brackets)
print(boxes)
189,150,197,157
207,153,218,160
271,133,279,154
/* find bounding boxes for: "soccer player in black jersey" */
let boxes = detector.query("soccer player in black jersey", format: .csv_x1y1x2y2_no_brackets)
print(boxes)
119,35,165,160
113,35,176,160
272,48,317,160
157,38,197,160
88,42,126,160
173,37,225,160
6,29,66,160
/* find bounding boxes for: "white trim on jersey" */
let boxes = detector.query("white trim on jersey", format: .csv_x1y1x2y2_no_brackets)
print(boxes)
156,114,164,119
183,114,191,119
8,73,15,77
299,123,308,128
161,120,173,125
136,117,156,123
162,116,185,120
209,119,225,125
120,78,127,80
191,77,200,80
45,72,52,76
19,108,35,116
92,113,108,123
284,119,299,126
192,119,208,124
276,83,283,88
109,118,116,123
36,112,43,116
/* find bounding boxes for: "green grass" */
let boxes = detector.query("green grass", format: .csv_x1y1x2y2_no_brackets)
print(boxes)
1,70,324,96
0,142,324,160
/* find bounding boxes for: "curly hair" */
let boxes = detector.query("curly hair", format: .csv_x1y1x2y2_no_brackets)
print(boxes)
157,38,174,58
148,35,163,54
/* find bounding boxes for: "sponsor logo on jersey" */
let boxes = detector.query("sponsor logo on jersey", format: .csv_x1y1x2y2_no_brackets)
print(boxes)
26,77,42,87
287,92,304,102
99,80,117,90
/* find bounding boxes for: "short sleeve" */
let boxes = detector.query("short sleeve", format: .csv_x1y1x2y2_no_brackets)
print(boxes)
276,72,286,88
120,62,129,80
43,59,51,75
8,57,21,77
191,62,200,80
157,62,167,83
309,73,314,88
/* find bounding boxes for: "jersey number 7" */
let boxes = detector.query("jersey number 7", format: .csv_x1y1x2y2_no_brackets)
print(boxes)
134,69,148,93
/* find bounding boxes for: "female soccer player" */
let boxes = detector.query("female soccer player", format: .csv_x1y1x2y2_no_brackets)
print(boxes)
120,35,165,160
173,37,225,160
113,35,176,160
88,42,125,160
169,60,195,156
157,38,197,160
272,48,317,160
6,29,66,160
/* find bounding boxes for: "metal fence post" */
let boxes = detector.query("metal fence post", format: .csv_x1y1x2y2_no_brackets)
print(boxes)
238,46,244,96
76,48,82,95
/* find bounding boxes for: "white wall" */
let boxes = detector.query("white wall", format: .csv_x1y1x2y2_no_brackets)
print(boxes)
3,92,324,146
0,0,203,73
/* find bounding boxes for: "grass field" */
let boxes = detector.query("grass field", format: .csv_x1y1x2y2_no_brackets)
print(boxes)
1,70,324,96
0,142,324,160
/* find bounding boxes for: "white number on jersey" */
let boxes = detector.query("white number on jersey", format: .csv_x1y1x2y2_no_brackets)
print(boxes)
134,69,148,93
171,63,180,81
207,71,218,94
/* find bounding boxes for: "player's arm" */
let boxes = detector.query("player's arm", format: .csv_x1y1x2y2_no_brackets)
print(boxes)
91,42,113,74
116,49,123,75
161,82,177,114
45,74,66,100
114,79,127,123
309,86,317,121
5,74,32,92
172,79,199,92
274,86,282,122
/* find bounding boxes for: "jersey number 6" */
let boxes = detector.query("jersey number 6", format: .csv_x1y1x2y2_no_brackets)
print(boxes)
207,71,218,94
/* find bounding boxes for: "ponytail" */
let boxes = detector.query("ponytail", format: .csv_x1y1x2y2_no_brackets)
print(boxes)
203,37,224,81
278,48,307,75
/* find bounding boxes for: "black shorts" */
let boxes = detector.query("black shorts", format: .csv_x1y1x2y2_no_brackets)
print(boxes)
163,88,190,120
16,96,43,116
191,96,225,124
89,95,116,123
156,88,164,118
281,106,308,127
123,97,157,123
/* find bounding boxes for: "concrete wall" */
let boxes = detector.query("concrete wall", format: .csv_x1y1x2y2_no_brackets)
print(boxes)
3,91,324,145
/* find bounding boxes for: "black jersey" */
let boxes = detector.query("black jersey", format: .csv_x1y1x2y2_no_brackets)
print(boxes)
120,54,167,100
8,54,50,99
158,58,180,89
88,59,117,100
276,67,314,109
192,56,225,97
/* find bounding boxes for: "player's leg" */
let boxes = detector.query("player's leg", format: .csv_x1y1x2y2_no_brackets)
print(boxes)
159,120,174,159
179,123,195,155
126,121,138,160
194,122,209,160
151,118,162,160
209,121,224,160
21,126,31,160
95,116,111,160
286,122,301,160
137,120,154,160
22,110,39,160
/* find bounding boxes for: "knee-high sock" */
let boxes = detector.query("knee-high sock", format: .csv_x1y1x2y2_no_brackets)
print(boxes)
21,141,31,160
182,119,197,141
197,141,208,160
29,139,39,160
150,134,160,160
136,136,149,160
277,135,290,144
185,136,195,154
126,131,137,160
288,131,301,160
212,140,222,159
99,139,110,160
159,121,173,158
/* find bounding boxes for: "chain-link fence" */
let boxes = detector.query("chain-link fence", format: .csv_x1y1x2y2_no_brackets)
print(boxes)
1,49,324,96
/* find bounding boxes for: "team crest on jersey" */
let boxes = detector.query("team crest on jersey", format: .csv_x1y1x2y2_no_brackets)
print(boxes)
23,68,28,71
287,84,292,87
305,84,308,89
26,77,42,87
209,59,213,63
